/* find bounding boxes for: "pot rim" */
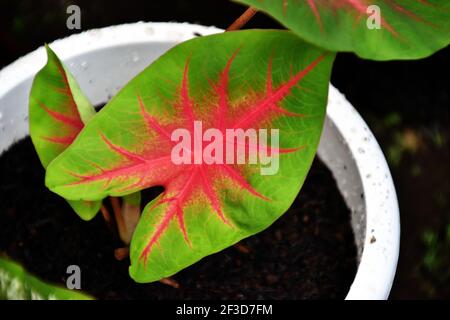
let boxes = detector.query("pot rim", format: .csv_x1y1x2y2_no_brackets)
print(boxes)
0,21,400,300
323,86,400,299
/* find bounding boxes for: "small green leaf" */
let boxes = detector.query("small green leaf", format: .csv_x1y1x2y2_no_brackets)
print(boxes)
0,257,92,300
29,45,101,220
45,30,335,282
234,0,450,60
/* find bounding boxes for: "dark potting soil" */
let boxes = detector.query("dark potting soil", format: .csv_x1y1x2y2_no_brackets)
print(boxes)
0,137,357,299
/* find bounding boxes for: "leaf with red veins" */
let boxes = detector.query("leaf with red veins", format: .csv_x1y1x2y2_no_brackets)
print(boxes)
297,0,422,36
212,48,241,132
46,30,335,282
138,96,173,141
232,54,323,129
218,164,270,200
44,134,79,146
235,0,450,60
107,51,320,260
307,0,323,30
29,44,101,220
140,170,200,261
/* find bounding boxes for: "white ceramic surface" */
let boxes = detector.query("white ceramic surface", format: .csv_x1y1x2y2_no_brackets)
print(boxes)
0,22,400,300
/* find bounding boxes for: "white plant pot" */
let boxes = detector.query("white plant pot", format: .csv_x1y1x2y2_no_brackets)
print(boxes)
0,22,400,300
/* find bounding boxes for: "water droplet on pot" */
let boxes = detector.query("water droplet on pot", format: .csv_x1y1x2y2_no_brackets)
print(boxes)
131,52,140,63
81,61,88,69
0,112,2,120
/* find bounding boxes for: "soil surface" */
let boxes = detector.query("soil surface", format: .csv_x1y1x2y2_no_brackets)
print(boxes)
0,137,357,299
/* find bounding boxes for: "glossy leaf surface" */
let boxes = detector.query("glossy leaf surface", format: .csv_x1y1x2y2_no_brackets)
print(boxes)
234,0,450,60
29,45,101,220
46,30,335,282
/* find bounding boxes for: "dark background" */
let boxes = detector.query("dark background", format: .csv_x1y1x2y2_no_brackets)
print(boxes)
1,0,449,299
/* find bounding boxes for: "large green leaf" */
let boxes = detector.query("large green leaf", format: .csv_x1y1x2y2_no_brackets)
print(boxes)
45,30,335,282
234,0,450,60
29,45,101,220
0,257,92,300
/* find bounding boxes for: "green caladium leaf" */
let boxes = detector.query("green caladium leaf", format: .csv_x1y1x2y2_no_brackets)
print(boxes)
0,257,92,300
234,0,450,60
29,45,101,220
45,30,335,282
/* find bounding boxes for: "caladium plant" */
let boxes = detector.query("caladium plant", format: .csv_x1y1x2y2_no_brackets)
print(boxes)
234,0,450,60
44,30,334,282
26,0,449,287
29,45,140,244
29,45,101,221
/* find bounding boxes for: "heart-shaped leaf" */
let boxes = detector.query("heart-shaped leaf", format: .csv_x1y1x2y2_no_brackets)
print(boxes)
29,45,101,220
45,30,335,282
234,0,450,60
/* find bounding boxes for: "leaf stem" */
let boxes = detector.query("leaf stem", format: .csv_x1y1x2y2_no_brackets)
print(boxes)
100,204,115,233
109,196,141,245
160,277,180,289
109,196,127,240
114,247,129,261
110,196,123,224
226,7,258,31
234,242,251,254
100,204,112,223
